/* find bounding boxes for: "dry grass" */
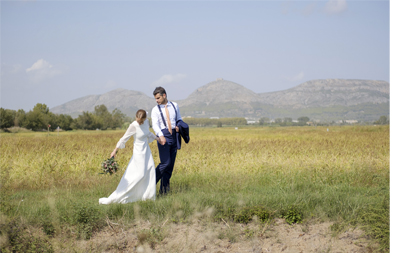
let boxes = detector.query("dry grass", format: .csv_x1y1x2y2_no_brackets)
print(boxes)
0,125,389,190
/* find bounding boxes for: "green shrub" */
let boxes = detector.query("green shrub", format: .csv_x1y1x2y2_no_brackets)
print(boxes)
280,205,303,224
137,227,165,249
0,190,15,216
357,197,389,252
0,218,53,253
106,204,126,219
41,220,56,237
73,203,103,239
213,202,236,222
235,205,272,224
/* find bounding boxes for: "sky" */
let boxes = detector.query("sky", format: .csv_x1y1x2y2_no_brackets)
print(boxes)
0,0,392,111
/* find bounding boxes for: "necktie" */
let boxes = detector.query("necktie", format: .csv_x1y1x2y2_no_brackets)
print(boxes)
165,104,172,135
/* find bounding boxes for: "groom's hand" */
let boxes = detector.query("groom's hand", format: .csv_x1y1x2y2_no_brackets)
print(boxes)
159,136,166,145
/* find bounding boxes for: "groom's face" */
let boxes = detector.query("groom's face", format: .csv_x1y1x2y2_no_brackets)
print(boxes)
154,93,167,105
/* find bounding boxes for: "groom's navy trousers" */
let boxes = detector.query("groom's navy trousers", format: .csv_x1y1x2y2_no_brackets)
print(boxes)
155,128,177,194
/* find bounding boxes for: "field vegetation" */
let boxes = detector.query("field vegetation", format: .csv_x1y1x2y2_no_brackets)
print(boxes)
0,125,389,252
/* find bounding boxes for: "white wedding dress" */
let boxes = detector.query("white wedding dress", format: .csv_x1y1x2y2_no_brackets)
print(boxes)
99,119,157,204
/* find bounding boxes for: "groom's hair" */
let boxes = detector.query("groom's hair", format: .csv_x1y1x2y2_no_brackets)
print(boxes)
153,87,166,96
136,109,147,125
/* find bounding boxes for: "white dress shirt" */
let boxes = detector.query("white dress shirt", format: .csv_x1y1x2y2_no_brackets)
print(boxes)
151,101,182,137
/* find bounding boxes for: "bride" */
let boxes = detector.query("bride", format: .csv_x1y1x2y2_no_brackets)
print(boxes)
99,109,159,204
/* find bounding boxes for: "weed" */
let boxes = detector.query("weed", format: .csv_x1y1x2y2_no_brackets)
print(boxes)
357,197,389,252
137,227,165,249
106,203,130,220
0,218,53,253
244,228,255,238
235,205,273,224
213,203,236,222
218,229,238,243
226,230,238,243
73,203,103,239
41,220,56,237
280,205,303,225
0,190,15,216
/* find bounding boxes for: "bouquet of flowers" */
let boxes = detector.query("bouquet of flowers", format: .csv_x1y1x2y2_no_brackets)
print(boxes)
101,157,119,174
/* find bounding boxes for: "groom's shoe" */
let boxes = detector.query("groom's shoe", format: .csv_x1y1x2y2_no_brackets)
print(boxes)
159,185,170,196
159,186,167,196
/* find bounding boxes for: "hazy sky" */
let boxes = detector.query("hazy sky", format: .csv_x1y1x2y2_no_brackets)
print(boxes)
1,0,391,111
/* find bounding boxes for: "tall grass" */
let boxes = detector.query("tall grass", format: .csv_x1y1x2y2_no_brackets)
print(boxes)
0,125,390,252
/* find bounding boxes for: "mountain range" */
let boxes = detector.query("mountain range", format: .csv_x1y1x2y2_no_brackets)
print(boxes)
50,78,390,121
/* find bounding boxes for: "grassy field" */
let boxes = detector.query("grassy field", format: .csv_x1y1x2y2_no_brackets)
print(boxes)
0,125,390,252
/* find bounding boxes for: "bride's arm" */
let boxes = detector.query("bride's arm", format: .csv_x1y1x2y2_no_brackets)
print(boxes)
145,119,158,143
147,131,157,143
111,123,136,158
116,123,136,149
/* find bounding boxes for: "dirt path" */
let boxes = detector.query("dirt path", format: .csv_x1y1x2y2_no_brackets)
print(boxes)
58,218,375,253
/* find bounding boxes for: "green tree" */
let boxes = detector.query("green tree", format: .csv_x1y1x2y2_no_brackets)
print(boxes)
259,117,270,126
47,112,58,131
24,103,52,131
94,105,112,129
73,111,101,130
0,108,16,129
56,114,74,130
298,116,310,123
111,108,126,129
282,117,292,126
222,117,247,126
14,109,27,127
297,116,310,126
374,116,389,125
33,103,50,115
182,117,247,127
25,111,44,131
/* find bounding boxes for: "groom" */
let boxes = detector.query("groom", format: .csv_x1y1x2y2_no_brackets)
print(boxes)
151,87,182,195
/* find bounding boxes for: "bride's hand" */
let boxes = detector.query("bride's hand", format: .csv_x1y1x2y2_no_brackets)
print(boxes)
158,136,166,145
110,149,117,159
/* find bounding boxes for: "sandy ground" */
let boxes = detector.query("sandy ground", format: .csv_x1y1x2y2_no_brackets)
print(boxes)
59,218,375,253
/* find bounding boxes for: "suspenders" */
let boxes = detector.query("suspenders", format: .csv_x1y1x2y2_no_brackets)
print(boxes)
157,102,177,128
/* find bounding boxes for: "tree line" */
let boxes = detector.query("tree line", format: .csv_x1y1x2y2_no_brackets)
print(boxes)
182,115,389,127
0,103,128,131
259,117,311,126
183,117,247,127
180,117,311,127
1,104,389,131
259,116,389,126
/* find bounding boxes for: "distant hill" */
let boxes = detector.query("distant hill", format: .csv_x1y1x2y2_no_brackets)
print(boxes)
177,79,389,121
178,79,258,106
51,88,154,118
259,79,389,108
50,79,389,121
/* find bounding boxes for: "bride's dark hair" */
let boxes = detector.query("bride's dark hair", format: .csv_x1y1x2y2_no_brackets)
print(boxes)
136,109,147,125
